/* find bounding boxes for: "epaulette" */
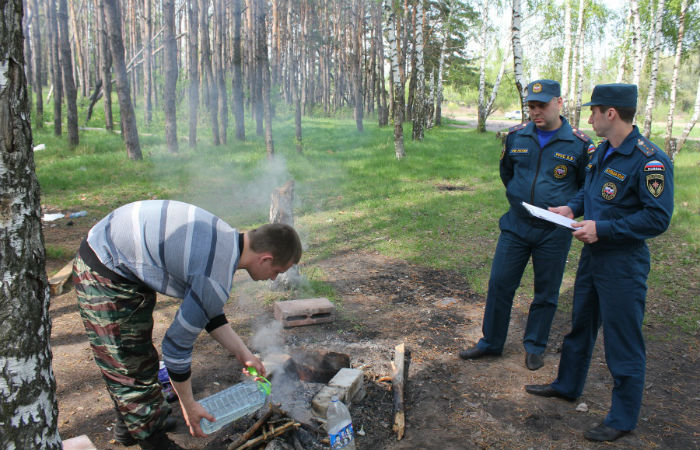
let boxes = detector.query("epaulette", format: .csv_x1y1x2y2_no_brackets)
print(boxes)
571,127,592,143
507,123,527,134
635,136,658,157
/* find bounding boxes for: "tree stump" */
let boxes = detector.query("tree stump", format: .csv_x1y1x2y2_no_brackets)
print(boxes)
270,181,301,290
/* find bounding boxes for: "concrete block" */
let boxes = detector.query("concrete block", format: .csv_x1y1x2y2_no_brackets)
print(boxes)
311,385,345,419
62,435,96,450
274,297,335,328
329,368,365,404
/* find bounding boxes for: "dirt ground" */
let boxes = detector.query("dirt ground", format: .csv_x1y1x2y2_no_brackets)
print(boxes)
47,217,700,450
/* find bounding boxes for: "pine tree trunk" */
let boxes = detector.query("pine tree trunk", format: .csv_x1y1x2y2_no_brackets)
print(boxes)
257,0,274,158
200,0,220,145
57,0,78,146
385,0,405,159
232,0,245,141
354,0,364,132
664,0,688,153
144,0,153,124
97,0,113,131
103,0,142,160
643,0,666,137
373,0,388,126
47,0,62,136
511,0,528,121
163,0,178,152
30,0,43,128
561,0,571,118
214,0,228,144
187,0,199,146
0,2,61,447
67,0,86,97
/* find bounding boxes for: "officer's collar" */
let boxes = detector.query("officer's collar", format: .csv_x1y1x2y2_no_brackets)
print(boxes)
600,125,640,156
523,116,573,141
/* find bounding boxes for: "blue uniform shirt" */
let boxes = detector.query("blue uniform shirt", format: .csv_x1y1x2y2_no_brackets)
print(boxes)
567,126,674,247
501,117,594,219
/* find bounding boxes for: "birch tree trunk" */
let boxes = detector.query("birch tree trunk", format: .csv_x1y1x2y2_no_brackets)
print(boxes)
675,71,700,159
616,7,632,83
435,27,447,126
511,0,528,121
187,0,199,146
664,0,689,153
643,0,666,138
30,0,43,128
631,0,642,86
104,0,142,160
143,0,153,124
47,0,61,135
0,2,61,447
385,0,405,159
561,0,572,118
97,0,112,131
411,0,425,140
572,0,585,128
232,0,245,141
57,0,78,146
373,0,388,126
163,0,178,152
477,0,489,133
568,0,584,124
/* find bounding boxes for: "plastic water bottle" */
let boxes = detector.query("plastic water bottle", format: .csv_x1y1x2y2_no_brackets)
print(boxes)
327,395,356,450
69,210,87,218
199,368,271,435
157,361,178,403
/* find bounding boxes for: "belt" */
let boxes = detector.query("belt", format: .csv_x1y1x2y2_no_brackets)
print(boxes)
79,239,139,285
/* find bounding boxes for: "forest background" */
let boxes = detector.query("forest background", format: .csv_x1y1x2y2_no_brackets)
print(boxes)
1,0,700,448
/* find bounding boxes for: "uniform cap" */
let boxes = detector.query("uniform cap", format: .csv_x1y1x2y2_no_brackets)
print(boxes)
525,79,561,103
583,83,637,108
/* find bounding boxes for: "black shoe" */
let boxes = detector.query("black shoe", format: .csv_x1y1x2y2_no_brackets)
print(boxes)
524,384,576,402
525,352,544,370
459,346,493,360
584,423,630,442
114,417,176,446
138,432,186,450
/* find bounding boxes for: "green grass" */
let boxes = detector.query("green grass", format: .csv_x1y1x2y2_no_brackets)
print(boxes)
32,109,700,333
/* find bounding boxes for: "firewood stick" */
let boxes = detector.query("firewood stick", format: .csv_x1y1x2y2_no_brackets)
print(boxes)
226,409,274,450
234,421,300,450
391,342,406,440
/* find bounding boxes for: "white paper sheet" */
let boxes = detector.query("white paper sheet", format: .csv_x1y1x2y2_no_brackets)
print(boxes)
521,202,577,230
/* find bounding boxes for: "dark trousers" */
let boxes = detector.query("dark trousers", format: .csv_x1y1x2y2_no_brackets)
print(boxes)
477,213,572,354
551,244,650,431
73,253,170,441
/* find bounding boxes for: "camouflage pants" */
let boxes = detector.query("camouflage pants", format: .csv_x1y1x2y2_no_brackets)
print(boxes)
73,253,170,441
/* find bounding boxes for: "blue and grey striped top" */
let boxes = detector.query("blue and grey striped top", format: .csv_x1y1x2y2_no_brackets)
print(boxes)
86,200,240,378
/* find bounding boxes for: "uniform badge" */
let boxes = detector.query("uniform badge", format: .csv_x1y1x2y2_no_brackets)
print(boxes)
587,144,596,154
532,83,542,93
554,164,568,179
644,160,665,171
602,182,617,200
646,174,664,197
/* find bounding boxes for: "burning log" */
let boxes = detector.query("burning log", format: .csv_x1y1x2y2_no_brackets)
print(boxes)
233,420,300,450
392,342,406,440
227,409,274,450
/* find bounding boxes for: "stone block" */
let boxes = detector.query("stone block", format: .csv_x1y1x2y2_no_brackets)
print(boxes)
311,385,346,420
328,368,365,404
274,298,335,328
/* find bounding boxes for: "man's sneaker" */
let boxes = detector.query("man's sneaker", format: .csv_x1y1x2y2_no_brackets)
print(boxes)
138,432,186,450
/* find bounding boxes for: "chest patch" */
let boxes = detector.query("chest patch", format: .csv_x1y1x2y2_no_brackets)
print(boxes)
586,163,593,171
603,167,626,182
587,144,596,154
510,148,528,155
646,174,665,197
554,164,568,179
602,182,617,200
644,160,665,171
554,152,576,163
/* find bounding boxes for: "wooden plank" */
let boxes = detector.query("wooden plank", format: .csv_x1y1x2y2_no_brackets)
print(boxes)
49,261,74,296
391,342,405,440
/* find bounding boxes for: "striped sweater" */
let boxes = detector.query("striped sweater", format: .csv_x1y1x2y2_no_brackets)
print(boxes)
86,200,240,378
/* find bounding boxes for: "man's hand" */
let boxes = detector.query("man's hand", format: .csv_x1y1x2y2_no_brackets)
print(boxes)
572,220,598,244
170,378,215,437
240,351,266,378
548,205,574,219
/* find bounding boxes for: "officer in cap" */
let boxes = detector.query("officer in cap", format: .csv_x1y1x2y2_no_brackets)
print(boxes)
459,80,594,370
525,84,674,442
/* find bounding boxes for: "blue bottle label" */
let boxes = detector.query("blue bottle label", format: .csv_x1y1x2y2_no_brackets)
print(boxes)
329,423,354,449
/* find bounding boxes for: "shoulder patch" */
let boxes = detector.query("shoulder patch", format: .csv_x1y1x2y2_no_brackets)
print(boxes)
508,123,527,134
571,127,592,143
635,137,658,157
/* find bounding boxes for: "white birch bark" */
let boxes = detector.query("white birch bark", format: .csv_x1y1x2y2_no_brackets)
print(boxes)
568,0,584,123
511,0,527,120
643,0,666,138
561,0,572,118
477,0,489,132
616,6,632,83
676,63,700,158
412,0,425,140
385,0,405,159
631,0,642,86
434,27,447,126
664,0,689,153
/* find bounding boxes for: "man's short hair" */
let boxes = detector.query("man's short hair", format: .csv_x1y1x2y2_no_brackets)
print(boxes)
248,223,302,266
594,105,636,124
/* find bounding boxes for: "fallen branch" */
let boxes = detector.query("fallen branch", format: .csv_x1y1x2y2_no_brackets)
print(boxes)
391,342,406,440
235,421,300,450
226,408,274,450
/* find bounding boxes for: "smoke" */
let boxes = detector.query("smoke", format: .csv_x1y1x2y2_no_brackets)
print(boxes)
250,320,284,358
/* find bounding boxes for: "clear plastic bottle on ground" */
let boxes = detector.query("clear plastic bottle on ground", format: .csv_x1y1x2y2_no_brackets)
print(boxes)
327,395,356,450
198,368,271,435
157,361,178,403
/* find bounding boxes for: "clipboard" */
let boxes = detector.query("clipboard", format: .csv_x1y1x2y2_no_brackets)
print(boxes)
521,201,577,230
